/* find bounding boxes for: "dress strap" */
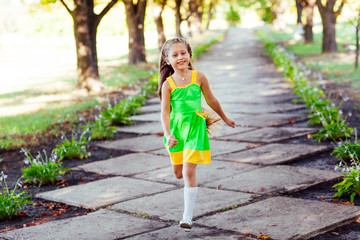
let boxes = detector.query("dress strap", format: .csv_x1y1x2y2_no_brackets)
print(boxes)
166,76,177,90
191,70,197,84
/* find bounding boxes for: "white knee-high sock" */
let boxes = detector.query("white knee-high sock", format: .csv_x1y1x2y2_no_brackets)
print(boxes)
183,187,198,221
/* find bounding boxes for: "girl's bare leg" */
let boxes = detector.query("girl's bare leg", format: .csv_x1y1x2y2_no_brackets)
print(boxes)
173,164,183,179
183,163,197,187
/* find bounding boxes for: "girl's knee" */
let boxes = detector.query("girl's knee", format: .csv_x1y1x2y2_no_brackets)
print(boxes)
173,165,183,179
174,171,183,179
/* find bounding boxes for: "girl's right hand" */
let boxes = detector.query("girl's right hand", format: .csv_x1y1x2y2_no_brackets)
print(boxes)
166,135,178,148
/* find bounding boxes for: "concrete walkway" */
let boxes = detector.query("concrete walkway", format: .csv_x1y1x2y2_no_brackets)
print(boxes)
1,28,360,240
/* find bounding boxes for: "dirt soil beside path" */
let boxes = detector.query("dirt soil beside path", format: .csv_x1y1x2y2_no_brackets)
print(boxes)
0,103,145,233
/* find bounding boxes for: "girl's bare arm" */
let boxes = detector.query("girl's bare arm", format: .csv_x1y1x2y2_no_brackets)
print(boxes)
161,82,178,147
198,72,235,128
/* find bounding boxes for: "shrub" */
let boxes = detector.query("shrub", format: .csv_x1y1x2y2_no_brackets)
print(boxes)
21,149,71,186
53,130,91,160
0,172,32,220
85,116,117,140
311,117,354,142
333,161,360,202
331,130,360,161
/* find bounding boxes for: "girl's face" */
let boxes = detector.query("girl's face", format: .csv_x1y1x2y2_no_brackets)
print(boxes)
166,43,190,71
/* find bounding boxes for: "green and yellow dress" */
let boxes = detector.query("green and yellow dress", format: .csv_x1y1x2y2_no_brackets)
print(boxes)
164,70,211,165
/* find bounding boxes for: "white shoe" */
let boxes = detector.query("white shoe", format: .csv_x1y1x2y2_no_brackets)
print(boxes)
179,219,193,229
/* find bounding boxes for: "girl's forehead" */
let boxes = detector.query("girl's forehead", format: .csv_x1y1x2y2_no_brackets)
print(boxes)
169,43,188,53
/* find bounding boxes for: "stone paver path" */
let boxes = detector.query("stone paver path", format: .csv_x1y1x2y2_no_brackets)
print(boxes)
2,28,359,240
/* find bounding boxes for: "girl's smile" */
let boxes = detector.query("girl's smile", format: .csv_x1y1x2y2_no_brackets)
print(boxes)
166,43,190,70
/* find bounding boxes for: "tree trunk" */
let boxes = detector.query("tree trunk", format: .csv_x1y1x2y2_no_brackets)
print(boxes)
356,24,359,69
205,0,215,30
187,18,192,37
322,13,338,52
188,0,203,35
60,0,117,92
316,0,346,53
175,0,182,37
194,0,203,34
303,0,315,43
295,0,303,24
152,2,166,51
73,1,102,92
123,0,147,64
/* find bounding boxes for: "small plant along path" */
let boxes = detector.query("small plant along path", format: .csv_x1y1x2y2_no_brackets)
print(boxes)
1,28,360,240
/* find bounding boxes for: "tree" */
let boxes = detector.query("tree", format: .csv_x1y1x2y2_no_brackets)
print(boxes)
175,0,183,37
59,0,118,92
123,0,147,64
356,11,360,69
187,0,204,35
316,0,346,53
152,0,167,51
346,0,360,69
303,0,316,43
295,0,303,24
205,0,217,30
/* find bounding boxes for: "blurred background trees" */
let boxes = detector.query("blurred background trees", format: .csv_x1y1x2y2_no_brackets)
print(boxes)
1,0,359,92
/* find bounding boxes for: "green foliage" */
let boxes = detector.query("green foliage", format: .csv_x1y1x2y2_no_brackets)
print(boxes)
53,130,91,160
100,94,147,125
0,137,13,150
0,100,98,149
0,172,32,220
332,131,360,161
225,5,241,26
84,116,117,140
21,149,71,186
257,29,354,143
307,104,340,126
311,117,354,142
333,162,360,202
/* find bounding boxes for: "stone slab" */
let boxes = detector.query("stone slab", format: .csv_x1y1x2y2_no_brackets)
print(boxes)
117,122,163,134
97,135,164,152
76,153,170,176
218,127,317,143
146,97,159,104
211,126,256,138
231,113,308,127
138,104,160,113
113,187,254,221
219,94,298,104
209,140,251,156
197,197,360,240
126,225,247,240
36,176,175,209
214,143,330,165
129,112,161,122
0,209,168,240
133,160,259,185
204,165,342,194
221,103,305,114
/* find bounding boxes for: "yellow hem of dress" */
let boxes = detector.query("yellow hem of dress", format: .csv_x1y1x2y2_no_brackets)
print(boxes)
165,147,211,165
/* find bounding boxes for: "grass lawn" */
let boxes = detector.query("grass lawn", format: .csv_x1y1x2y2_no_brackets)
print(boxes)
268,23,360,89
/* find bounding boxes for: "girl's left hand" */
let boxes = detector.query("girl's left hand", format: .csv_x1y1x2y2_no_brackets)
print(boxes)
224,117,235,128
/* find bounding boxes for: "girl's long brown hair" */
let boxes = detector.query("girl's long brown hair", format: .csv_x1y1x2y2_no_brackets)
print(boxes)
157,38,193,101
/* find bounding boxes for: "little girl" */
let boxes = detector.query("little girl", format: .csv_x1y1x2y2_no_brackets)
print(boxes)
158,37,235,230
